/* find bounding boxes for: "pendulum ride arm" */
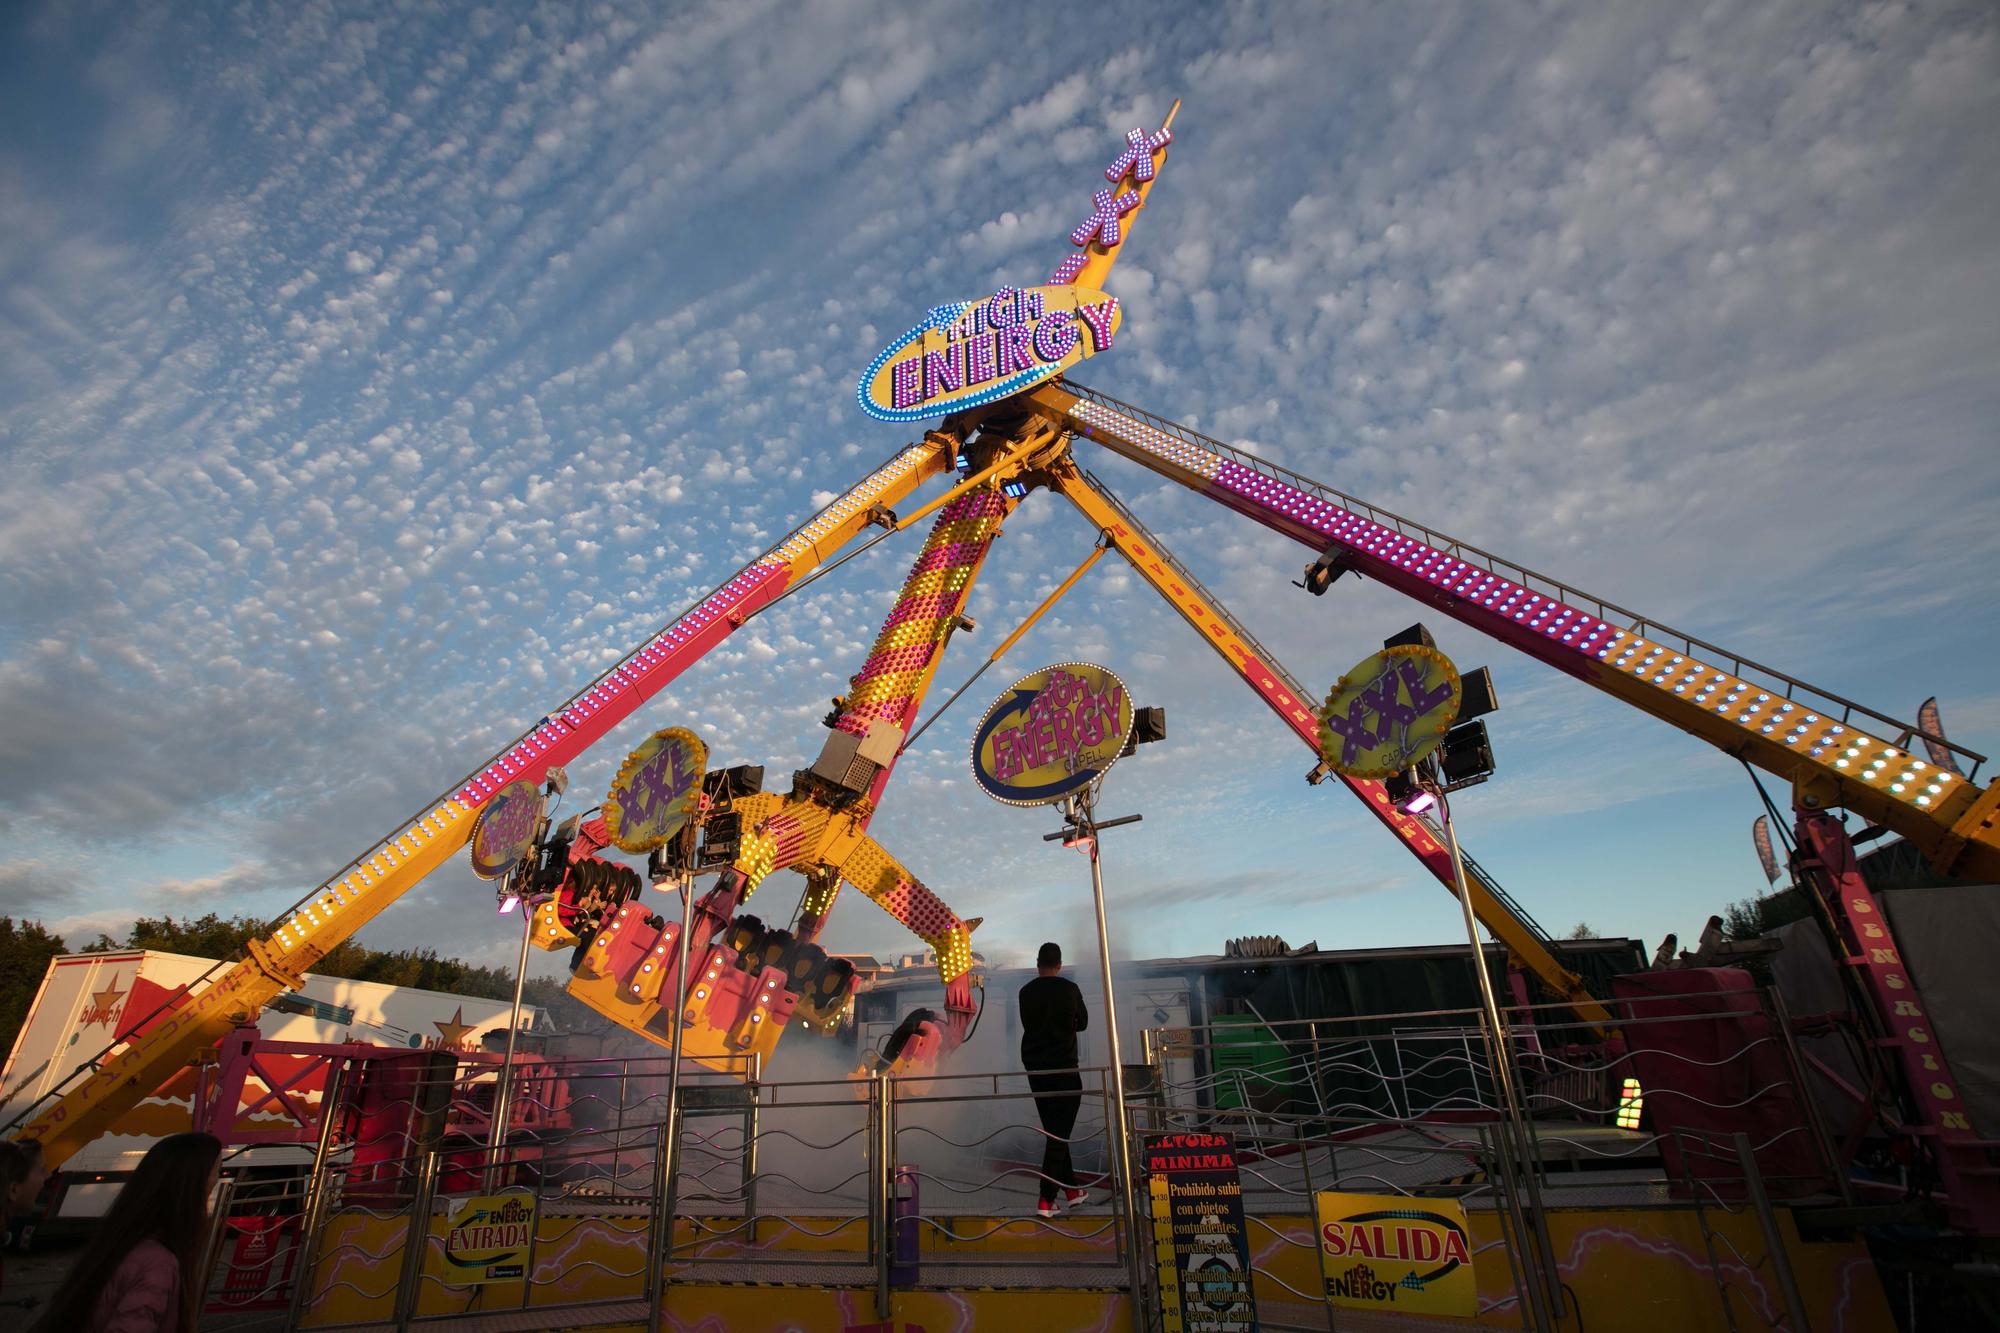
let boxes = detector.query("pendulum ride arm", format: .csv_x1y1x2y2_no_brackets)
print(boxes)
1049,462,1613,1028
12,434,964,1168
1029,379,2000,883
722,424,1071,1015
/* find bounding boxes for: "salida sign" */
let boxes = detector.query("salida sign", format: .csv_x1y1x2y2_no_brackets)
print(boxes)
603,726,707,854
971,662,1134,806
1313,1191,1477,1317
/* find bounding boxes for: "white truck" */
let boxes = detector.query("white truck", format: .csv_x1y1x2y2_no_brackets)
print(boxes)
1,949,544,1219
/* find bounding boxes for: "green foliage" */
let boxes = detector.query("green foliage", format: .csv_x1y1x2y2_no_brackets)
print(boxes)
73,913,556,1015
1721,888,1813,941
0,917,69,1064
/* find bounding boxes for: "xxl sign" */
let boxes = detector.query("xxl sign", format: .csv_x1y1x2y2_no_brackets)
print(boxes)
857,284,1121,423
971,662,1134,807
603,727,708,854
1314,1191,1476,1317
1315,644,1463,780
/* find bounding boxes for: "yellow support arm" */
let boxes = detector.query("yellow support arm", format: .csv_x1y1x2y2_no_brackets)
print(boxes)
1049,460,1612,1028
14,434,963,1168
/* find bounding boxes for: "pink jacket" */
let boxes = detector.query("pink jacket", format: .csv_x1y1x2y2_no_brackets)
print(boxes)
88,1237,182,1333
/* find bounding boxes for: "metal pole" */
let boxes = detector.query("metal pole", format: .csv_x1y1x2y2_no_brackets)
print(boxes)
647,874,696,1333
489,885,537,1161
285,1061,348,1330
1732,1132,1813,1333
392,1148,441,1332
1437,788,1557,1332
1076,787,1148,1332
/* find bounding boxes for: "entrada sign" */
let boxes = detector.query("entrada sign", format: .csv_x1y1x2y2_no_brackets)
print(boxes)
1314,1190,1476,1317
855,113,1172,423
603,727,708,854
434,1191,537,1285
1316,645,1463,779
971,662,1134,806
467,779,545,880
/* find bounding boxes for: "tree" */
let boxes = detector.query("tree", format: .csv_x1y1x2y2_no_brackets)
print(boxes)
0,917,69,1064
1566,922,1601,940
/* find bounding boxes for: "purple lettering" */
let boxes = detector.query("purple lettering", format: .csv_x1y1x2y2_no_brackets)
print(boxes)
1048,252,1086,285
1101,683,1124,736
1023,289,1044,320
986,287,1022,329
965,334,997,386
1034,716,1055,768
1105,126,1173,185
1070,188,1140,249
1033,309,1078,362
1075,299,1119,353
923,342,963,398
996,324,1034,374
1053,708,1075,764
891,357,923,409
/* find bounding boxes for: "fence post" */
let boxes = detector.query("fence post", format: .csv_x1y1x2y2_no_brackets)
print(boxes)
196,1173,240,1315
285,1061,348,1330
390,1148,440,1332
647,1108,680,1333
1732,1132,1813,1332
875,1071,893,1319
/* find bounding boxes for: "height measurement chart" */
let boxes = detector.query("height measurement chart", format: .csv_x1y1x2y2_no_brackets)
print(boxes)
1145,1132,1258,1333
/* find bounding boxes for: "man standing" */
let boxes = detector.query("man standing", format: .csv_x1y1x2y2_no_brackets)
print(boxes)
1019,941,1091,1217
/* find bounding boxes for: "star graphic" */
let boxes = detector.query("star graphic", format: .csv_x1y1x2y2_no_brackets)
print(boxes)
87,978,128,1025
432,1007,475,1048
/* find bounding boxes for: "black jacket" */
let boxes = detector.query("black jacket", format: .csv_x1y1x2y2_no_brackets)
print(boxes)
1018,974,1089,1071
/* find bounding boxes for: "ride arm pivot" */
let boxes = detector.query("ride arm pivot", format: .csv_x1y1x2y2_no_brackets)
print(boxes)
1048,460,1612,1029
12,435,960,1167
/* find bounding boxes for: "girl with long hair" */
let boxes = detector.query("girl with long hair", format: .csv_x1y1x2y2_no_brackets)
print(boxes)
32,1131,221,1333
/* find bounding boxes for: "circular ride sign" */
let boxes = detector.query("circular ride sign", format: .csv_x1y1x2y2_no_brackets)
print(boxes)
603,727,709,854
1316,645,1463,779
971,662,1134,807
467,779,546,881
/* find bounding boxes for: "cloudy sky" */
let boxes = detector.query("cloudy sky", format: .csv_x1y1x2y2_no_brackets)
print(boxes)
2,1,1996,985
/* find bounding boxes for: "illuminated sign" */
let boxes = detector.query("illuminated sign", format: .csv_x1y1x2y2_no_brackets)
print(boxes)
857,284,1121,423
434,1191,537,1284
971,662,1133,806
467,779,545,880
1315,645,1462,779
603,727,708,854
855,113,1172,423
1315,1191,1476,1317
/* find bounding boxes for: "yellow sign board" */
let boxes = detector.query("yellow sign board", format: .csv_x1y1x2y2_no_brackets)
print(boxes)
1315,645,1462,779
971,662,1134,806
433,1190,537,1284
858,284,1122,423
603,726,708,853
1314,1191,1476,1317
467,780,545,880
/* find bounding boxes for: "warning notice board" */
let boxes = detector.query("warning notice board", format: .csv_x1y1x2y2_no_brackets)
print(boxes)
1145,1131,1258,1332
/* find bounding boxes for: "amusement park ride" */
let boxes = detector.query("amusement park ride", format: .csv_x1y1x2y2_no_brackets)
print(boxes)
15,102,2000,1236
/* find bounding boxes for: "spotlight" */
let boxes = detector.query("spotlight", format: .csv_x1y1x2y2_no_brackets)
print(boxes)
1121,706,1167,755
1458,668,1498,721
1440,720,1496,790
1300,548,1358,596
1384,623,1437,651
1385,766,1436,815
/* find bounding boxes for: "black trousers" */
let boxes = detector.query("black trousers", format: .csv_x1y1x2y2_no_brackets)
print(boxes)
1027,1070,1083,1202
